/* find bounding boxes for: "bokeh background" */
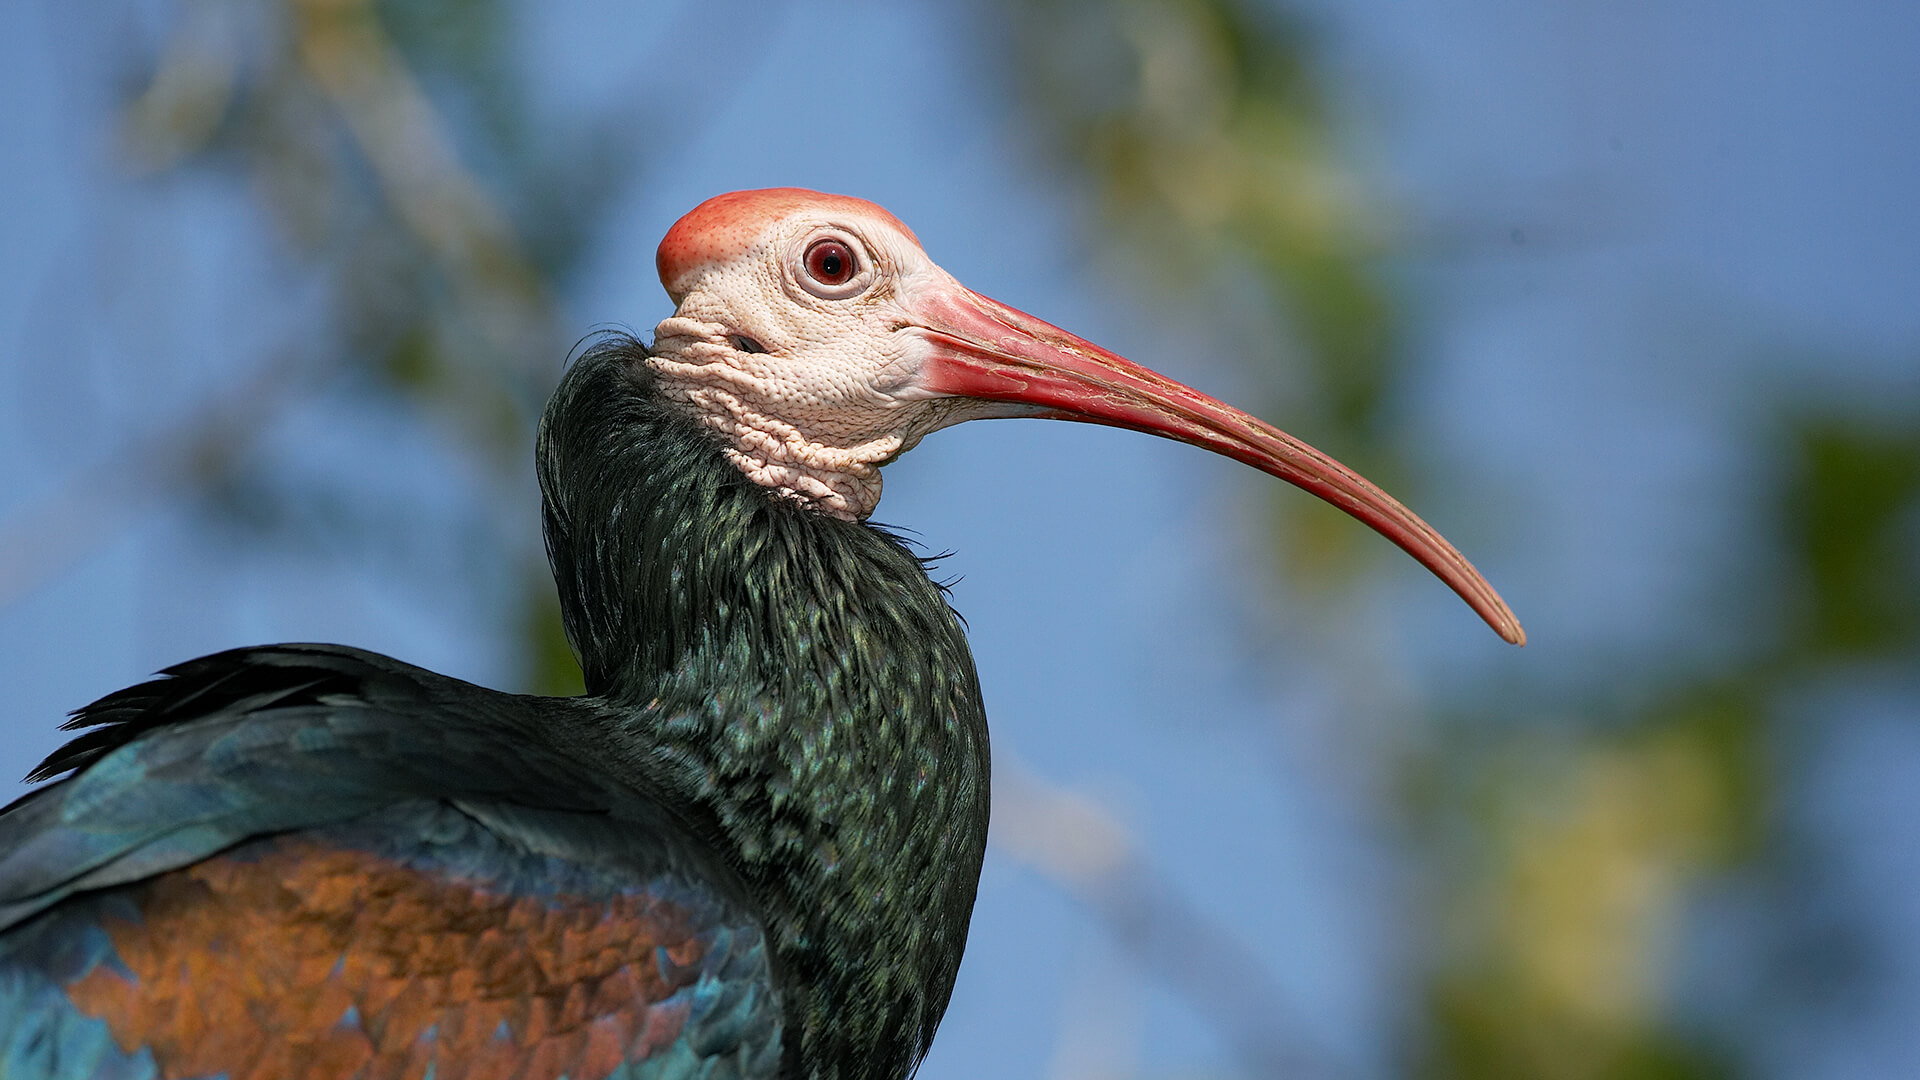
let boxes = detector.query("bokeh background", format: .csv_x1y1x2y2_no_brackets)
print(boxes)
3,2,1918,1078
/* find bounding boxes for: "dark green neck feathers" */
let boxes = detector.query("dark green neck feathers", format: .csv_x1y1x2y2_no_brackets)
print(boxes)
536,336,991,1080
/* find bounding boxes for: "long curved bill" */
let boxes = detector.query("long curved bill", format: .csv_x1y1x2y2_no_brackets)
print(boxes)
913,286,1526,645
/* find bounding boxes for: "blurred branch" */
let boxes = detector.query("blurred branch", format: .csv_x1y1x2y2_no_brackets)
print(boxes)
121,0,240,171
291,0,553,367
1,0,567,612
994,752,1354,1080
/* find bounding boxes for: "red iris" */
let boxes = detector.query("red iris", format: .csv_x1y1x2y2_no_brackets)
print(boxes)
805,239,856,286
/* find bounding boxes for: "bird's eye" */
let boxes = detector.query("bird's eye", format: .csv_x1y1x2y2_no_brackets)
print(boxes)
804,239,857,287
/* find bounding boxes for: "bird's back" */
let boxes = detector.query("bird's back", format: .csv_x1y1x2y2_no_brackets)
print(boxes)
0,645,784,1080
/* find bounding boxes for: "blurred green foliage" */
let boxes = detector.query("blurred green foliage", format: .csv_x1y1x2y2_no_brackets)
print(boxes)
118,0,608,691
1786,416,1920,659
991,2,1920,1078
987,0,1423,604
1408,403,1920,1080
999,0,1395,430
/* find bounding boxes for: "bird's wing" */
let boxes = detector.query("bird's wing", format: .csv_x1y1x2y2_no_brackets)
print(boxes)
0,644,782,1080
0,644,632,930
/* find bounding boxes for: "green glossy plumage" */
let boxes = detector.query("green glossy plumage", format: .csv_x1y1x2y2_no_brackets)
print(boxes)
538,335,993,1078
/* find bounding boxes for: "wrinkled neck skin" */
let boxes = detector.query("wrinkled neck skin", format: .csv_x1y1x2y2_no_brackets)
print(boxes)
648,313,895,519
646,307,983,522
537,336,990,1080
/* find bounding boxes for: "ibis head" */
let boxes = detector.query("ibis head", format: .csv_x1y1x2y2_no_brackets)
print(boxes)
649,188,1524,645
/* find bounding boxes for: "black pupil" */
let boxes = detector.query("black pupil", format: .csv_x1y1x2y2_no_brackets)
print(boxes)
810,241,852,283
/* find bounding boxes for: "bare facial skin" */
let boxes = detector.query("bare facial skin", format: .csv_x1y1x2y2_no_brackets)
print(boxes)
649,191,987,520
648,189,1524,644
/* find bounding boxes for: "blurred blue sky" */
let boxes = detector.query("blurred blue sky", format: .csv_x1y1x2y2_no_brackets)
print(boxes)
2,2,1917,1078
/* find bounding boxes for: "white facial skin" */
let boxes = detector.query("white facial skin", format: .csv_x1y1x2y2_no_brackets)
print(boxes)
645,191,1528,643
648,210,987,520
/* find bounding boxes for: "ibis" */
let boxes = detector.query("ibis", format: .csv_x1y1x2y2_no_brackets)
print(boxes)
0,189,1521,1080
